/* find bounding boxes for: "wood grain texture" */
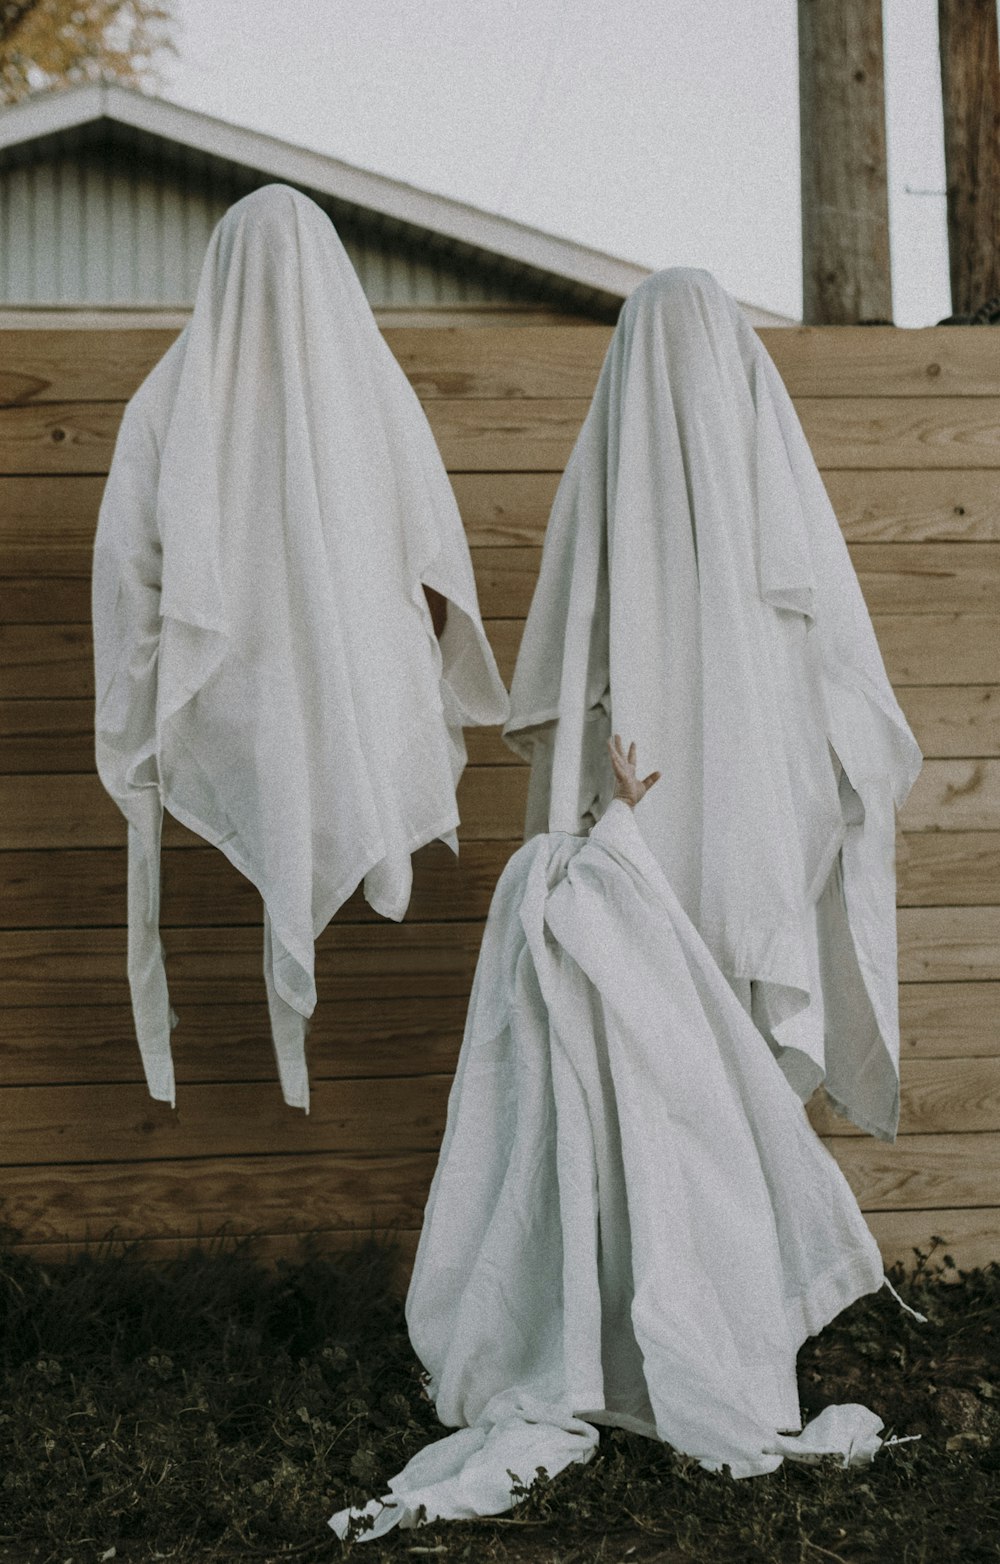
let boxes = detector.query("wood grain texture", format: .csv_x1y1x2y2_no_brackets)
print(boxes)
0,1134,994,1239
0,908,994,1008
1,471,997,588
5,1229,422,1290
0,999,467,1087
0,840,515,927
2,693,996,777
0,704,522,773
861,1207,1000,1275
6,1056,999,1166
0,1075,454,1165
898,983,1000,1058
9,1210,997,1285
5,539,1000,624
822,469,1000,541
832,1133,1000,1210
897,906,1000,982
2,982,995,1090
896,831,1000,905
0,830,993,930
0,924,488,1007
2,761,998,851
797,0,892,325
3,397,999,477
897,687,1000,759
4,327,996,405
0,1151,440,1242
901,760,1000,831
1,326,997,1259
806,1057,1000,1135
5,614,995,700
9,1209,997,1285
796,397,1000,469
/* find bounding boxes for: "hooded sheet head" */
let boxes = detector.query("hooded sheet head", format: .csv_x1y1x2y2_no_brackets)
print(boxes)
503,266,922,1140
93,183,508,1114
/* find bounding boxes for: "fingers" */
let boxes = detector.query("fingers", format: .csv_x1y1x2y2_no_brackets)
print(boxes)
641,771,661,791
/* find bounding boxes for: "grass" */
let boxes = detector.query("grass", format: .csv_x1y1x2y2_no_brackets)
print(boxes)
0,1213,997,1564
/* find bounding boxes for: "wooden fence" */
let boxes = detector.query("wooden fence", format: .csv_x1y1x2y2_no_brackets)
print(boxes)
1,321,998,1282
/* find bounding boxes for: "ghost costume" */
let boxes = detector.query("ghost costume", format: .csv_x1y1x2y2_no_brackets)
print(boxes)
328,798,923,1543
92,184,508,1114
502,269,922,1142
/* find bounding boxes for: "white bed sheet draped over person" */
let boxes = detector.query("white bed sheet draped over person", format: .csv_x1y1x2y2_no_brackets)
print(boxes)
502,269,922,1142
92,183,508,1114
329,798,921,1542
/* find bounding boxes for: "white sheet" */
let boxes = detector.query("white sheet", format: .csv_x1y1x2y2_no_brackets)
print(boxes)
92,184,508,1113
502,269,922,1142
329,799,920,1542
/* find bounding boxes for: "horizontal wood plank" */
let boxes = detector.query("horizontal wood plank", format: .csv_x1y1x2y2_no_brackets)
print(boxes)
3,691,995,777
895,906,1000,982
897,687,1000,758
758,326,1000,399
0,999,467,1087
832,1133,1000,1210
2,326,998,407
2,761,997,851
7,1054,1000,1166
796,398,1000,470
864,1207,1000,1276
0,908,994,1008
0,923,488,1007
899,982,1000,1058
2,981,995,1090
806,1057,1000,1136
2,472,998,596
901,759,1000,831
896,831,1000,905
5,614,994,700
0,329,181,406
9,540,1000,625
4,397,999,477
822,469,1000,542
5,1228,422,1290
9,1208,998,1283
0,1134,994,1241
0,840,515,927
0,830,993,931
0,1151,440,1242
0,1075,454,1165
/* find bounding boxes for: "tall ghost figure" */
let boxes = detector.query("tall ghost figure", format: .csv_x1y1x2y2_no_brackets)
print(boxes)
92,184,509,1114
503,268,922,1143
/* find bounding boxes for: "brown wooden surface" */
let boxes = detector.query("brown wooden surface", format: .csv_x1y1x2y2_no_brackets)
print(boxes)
1,324,998,1272
2,760,1000,852
3,396,1000,476
4,325,1000,406
4,614,999,702
6,1209,996,1288
797,0,892,324
2,688,997,777
938,0,1000,316
2,981,996,1091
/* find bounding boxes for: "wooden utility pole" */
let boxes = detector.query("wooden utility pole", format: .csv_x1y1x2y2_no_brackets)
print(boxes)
938,0,1000,317
797,0,893,323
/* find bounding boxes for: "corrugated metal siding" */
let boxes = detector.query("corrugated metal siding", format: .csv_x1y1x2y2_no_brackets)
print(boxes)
0,122,578,310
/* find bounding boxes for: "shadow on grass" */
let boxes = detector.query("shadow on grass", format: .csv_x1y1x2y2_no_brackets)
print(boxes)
1,1209,997,1564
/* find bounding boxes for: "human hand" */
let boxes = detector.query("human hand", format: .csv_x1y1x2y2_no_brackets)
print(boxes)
607,734,661,808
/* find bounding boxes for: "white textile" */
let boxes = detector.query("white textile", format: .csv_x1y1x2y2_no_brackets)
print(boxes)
502,268,922,1142
329,799,907,1541
92,184,508,1113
